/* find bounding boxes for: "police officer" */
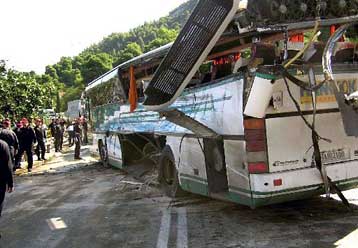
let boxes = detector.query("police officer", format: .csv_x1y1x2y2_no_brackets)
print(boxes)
0,120,19,169
16,118,37,172
0,139,14,239
74,118,82,160
34,119,46,161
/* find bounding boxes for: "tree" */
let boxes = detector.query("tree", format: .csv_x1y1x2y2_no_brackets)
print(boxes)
144,27,178,52
0,62,55,120
42,0,197,111
80,53,113,85
114,42,142,66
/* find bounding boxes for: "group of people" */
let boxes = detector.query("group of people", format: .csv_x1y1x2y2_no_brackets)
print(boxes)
48,117,87,159
0,116,89,236
0,118,44,173
0,116,88,171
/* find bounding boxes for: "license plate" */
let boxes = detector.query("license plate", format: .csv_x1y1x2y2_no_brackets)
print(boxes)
321,149,351,164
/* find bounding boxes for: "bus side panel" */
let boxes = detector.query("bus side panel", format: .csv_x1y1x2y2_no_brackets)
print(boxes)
224,140,253,206
107,134,123,168
166,136,209,196
188,78,244,135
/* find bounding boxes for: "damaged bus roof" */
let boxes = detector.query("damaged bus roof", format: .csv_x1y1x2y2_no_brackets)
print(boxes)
85,42,173,92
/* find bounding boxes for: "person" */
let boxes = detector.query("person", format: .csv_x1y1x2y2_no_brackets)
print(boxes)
82,118,88,145
16,118,37,172
13,121,22,137
34,119,46,161
67,121,75,147
0,120,19,169
59,119,65,151
0,139,14,239
48,118,56,138
13,122,22,170
74,118,82,159
54,119,62,152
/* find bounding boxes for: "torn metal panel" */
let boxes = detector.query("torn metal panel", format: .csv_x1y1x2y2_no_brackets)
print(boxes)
333,89,358,137
160,109,218,139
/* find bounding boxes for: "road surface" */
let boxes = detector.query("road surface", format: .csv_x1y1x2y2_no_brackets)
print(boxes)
1,148,358,248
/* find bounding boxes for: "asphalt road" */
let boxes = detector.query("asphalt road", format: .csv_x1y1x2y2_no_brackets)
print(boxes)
1,162,358,248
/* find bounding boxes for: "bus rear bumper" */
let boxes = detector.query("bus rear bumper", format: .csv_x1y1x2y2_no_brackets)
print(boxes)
247,160,358,207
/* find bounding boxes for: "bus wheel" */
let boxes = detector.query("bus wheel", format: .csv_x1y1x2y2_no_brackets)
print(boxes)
158,145,185,198
98,140,109,167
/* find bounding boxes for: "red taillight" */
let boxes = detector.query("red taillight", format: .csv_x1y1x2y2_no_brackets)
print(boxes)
273,179,283,186
245,129,266,141
244,119,265,130
246,140,266,152
245,120,266,152
248,162,269,174
245,118,268,174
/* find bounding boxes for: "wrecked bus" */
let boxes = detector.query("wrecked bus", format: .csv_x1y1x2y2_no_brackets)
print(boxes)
85,0,358,208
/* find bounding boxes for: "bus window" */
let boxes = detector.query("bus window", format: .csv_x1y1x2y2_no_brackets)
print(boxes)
86,69,127,108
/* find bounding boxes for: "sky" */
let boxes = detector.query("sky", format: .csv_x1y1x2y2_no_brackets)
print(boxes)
0,0,186,74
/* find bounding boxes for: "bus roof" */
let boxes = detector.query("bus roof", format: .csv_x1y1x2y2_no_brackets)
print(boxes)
85,42,173,92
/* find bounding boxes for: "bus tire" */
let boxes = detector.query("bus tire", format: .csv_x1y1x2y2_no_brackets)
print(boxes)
98,140,109,167
158,145,186,198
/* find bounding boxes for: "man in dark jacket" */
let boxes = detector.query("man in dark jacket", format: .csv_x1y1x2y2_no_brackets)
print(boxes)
54,119,62,152
15,118,37,172
48,118,56,138
13,121,22,170
74,118,82,159
59,119,65,151
34,119,46,161
0,140,14,227
0,120,19,169
82,118,88,145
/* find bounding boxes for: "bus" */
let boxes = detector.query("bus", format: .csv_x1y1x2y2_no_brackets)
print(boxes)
85,0,358,208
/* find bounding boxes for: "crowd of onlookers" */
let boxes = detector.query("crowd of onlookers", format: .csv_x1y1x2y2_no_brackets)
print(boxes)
0,116,89,173
0,116,89,237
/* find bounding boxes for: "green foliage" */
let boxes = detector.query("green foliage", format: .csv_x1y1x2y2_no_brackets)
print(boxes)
80,53,114,84
114,42,143,66
0,62,56,120
56,91,61,113
144,27,178,52
43,0,197,111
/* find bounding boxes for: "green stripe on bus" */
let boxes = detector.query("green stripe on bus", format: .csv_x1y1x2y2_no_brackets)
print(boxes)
180,173,358,197
251,176,358,196
180,173,208,183
180,177,209,196
180,177,253,207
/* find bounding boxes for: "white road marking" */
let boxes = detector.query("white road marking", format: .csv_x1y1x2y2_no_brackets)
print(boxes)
46,217,67,230
176,208,188,248
156,209,172,248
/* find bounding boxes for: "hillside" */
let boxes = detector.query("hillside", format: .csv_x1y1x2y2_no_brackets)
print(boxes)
44,0,198,112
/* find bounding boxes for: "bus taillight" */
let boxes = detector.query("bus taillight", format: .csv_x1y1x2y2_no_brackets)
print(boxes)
244,118,269,174
248,162,268,174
